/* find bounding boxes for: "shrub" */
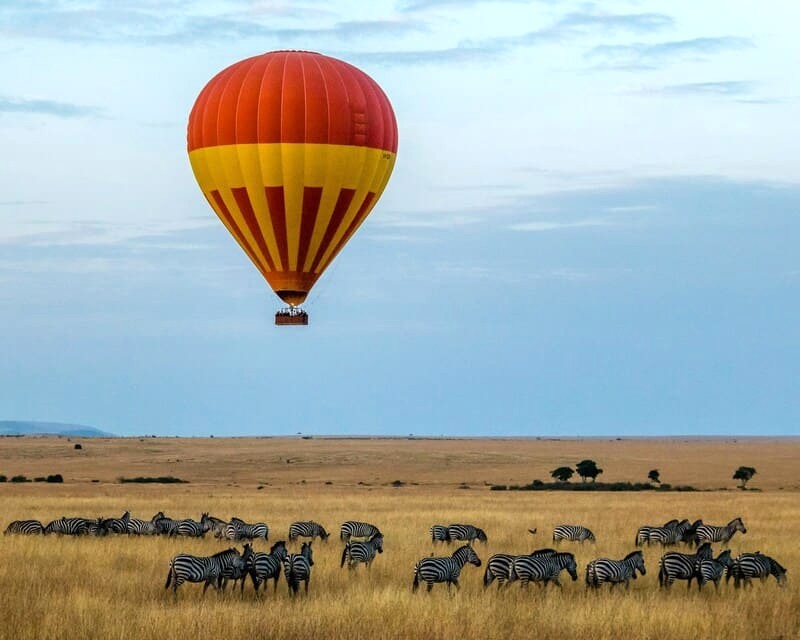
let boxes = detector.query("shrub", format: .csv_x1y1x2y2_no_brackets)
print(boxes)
46,474,64,483
0,475,6,482
117,476,187,484
10,475,29,483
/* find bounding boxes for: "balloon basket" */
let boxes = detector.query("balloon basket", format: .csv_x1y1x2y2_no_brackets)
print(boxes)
275,308,309,326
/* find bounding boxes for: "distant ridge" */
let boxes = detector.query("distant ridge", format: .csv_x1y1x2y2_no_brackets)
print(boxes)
0,421,116,437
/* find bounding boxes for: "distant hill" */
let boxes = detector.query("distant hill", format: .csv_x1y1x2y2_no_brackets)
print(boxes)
0,421,116,437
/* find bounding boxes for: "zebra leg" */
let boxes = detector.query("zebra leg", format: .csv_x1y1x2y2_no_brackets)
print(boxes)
426,581,433,593
304,579,309,594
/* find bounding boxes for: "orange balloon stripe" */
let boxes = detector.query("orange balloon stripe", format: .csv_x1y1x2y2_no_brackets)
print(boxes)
297,187,323,273
209,190,270,277
309,188,356,273
264,186,290,271
320,192,376,274
231,188,278,272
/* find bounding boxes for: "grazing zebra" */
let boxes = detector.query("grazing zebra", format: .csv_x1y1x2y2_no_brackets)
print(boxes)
101,511,131,534
430,525,450,543
447,524,488,545
219,518,269,541
127,514,160,536
483,548,555,589
4,520,44,535
658,542,713,588
553,524,595,543
341,533,384,570
249,541,288,593
586,551,646,589
695,517,746,546
340,520,381,542
165,547,245,595
153,512,180,536
86,518,108,536
44,517,90,536
283,541,314,595
413,544,482,592
173,513,212,538
219,543,254,591
288,521,329,542
508,551,579,588
694,549,733,590
727,553,787,588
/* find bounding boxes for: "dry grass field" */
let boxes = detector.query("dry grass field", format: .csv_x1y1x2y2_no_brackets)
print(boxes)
0,436,797,640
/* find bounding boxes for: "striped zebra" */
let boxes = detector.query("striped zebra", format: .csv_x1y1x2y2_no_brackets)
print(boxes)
340,520,381,542
101,511,130,534
447,524,487,545
173,513,212,538
430,525,450,544
508,551,578,588
127,514,160,536
694,549,733,590
681,519,704,546
249,541,288,593
340,533,384,570
586,550,646,589
205,514,228,538
165,547,246,595
219,543,254,591
152,512,180,536
658,542,713,588
727,553,787,588
646,519,691,546
283,541,315,595
219,518,269,541
553,524,595,543
86,518,108,536
483,548,555,588
695,517,746,546
288,521,329,542
44,517,90,536
413,544,482,592
4,519,44,535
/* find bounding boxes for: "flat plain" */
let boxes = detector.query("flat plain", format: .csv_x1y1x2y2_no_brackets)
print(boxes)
0,436,797,640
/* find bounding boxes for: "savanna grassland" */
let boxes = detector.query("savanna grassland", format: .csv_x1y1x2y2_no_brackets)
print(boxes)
0,436,798,640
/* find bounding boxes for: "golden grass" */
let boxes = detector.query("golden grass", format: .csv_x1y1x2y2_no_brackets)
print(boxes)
0,437,798,640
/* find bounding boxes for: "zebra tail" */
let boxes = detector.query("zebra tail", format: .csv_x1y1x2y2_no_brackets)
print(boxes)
412,564,421,592
165,562,173,589
340,544,349,568
508,559,517,583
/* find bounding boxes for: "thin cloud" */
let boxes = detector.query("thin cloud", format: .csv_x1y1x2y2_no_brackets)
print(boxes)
509,219,611,232
398,0,530,11
587,36,753,71
0,96,103,118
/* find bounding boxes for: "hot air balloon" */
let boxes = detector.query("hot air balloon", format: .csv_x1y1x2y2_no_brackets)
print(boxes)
187,50,398,325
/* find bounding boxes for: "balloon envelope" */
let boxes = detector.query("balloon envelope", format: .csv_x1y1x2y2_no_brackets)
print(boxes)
187,50,398,306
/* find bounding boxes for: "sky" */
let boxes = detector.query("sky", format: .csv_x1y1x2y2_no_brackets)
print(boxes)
1,0,798,437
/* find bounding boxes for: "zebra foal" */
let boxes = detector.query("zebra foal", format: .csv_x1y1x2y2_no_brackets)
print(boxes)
288,521,329,542
341,533,383,570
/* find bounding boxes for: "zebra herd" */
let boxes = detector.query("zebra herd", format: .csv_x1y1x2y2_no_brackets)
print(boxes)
4,512,788,597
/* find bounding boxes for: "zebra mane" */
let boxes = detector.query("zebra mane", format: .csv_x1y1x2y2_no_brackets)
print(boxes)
623,550,643,562
270,541,287,554
209,547,240,559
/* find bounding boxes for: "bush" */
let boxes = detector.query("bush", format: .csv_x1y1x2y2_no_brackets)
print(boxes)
74,444,82,450
118,476,187,484
10,475,29,483
0,475,6,483
46,474,64,483
34,477,46,482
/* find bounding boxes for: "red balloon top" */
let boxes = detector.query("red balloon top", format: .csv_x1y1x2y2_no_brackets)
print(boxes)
187,50,398,154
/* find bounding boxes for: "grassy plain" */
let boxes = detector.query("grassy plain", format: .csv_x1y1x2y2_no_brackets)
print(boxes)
0,436,797,640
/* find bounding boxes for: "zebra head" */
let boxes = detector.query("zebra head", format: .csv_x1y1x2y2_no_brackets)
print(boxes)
625,550,646,577
769,558,787,585
199,512,212,533
318,525,330,541
475,528,488,543
454,544,481,567
151,511,165,523
731,517,746,535
585,529,596,542
558,553,579,581
241,543,254,569
270,541,288,559
301,541,315,566
371,534,384,554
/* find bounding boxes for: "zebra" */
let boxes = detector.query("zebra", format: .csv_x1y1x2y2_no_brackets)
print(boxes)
283,541,314,595
340,533,384,570
483,548,555,589
152,512,180,536
288,521,329,542
430,525,450,544
695,517,746,546
727,553,787,588
43,517,90,536
249,541,288,593
508,551,578,588
694,549,733,590
101,511,130,534
219,543,255,591
204,514,228,538
413,544,482,592
4,519,44,535
681,519,704,546
586,550,646,589
340,520,381,542
647,519,691,546
173,513,212,538
127,513,160,536
658,542,713,588
165,547,245,595
86,518,109,536
553,524,595,543
231,518,269,541
447,524,487,545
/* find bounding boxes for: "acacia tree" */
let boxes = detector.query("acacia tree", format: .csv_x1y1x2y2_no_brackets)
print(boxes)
648,469,661,484
550,466,574,483
733,466,757,489
575,459,603,483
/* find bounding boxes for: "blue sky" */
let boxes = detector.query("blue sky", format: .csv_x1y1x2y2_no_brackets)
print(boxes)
1,0,798,436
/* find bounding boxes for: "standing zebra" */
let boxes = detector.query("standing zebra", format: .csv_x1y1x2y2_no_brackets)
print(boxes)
153,512,180,536
44,517,90,536
341,533,384,570
681,519,704,546
165,547,245,595
127,513,160,536
173,513,212,538
430,525,450,544
727,553,787,588
413,544,482,592
219,543,254,591
586,551,646,589
220,518,269,541
447,524,487,545
695,517,746,546
101,511,131,534
288,521,329,542
636,519,680,546
4,520,44,535
694,549,733,590
249,541,288,593
658,542,713,589
483,548,555,589
283,541,314,595
86,518,108,536
646,519,691,546
340,520,381,542
553,524,595,543
508,552,579,588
